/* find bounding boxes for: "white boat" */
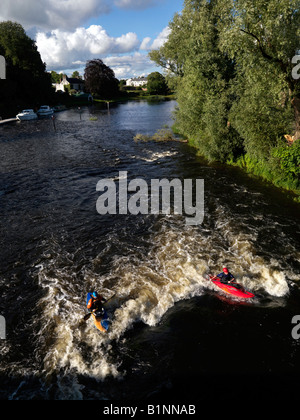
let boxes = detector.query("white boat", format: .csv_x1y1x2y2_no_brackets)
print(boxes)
16,109,38,121
37,105,54,117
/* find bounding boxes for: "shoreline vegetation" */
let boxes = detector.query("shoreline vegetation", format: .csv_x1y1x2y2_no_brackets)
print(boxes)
134,128,187,144
172,123,300,204
149,0,300,203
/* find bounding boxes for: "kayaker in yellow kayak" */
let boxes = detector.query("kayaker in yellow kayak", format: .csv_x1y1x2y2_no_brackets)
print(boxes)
87,292,107,315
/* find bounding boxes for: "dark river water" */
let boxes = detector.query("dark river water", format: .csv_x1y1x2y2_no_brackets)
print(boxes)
0,100,299,403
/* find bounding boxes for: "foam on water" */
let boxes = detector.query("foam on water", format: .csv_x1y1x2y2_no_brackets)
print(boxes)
1,103,299,401
31,204,294,399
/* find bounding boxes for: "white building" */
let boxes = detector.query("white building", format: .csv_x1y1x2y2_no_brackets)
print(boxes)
53,75,85,93
126,76,148,87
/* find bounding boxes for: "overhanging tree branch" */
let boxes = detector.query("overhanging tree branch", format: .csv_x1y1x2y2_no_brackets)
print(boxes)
240,28,294,91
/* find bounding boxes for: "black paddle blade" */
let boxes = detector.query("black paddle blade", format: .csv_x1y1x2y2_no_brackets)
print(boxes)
83,312,92,321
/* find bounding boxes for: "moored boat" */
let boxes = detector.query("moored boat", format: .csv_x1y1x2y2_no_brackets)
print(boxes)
16,109,38,121
37,105,54,117
53,105,67,112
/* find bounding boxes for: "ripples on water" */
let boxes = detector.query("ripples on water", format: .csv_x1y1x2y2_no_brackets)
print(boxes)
0,101,299,401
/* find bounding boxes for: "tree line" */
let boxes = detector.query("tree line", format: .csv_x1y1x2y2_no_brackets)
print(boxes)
149,0,300,197
0,21,53,117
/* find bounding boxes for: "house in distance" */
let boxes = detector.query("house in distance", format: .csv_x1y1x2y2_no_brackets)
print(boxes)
126,76,148,88
53,74,85,93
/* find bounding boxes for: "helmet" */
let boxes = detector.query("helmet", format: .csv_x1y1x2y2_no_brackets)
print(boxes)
223,267,229,274
92,292,99,298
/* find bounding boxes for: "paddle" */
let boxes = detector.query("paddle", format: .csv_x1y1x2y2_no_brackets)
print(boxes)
83,312,93,321
83,293,116,322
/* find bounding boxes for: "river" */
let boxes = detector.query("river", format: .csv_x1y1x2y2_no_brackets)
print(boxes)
0,99,299,403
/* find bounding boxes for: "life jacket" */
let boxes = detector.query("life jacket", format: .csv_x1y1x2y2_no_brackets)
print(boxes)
218,272,234,283
86,293,104,310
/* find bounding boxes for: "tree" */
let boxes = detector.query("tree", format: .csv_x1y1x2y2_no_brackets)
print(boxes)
220,0,300,151
147,72,169,95
51,71,63,83
71,70,82,79
0,21,53,116
150,0,243,162
0,21,46,76
84,59,119,99
149,0,300,190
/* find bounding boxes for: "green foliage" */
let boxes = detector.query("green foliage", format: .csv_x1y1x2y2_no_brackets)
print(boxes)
0,21,53,116
134,129,177,143
220,0,299,161
149,0,300,194
147,72,169,95
0,21,46,76
51,71,63,84
272,141,300,176
71,71,82,79
84,59,119,99
234,152,300,194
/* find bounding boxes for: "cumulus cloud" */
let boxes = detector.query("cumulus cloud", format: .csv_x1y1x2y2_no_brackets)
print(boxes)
0,0,163,32
3,0,172,78
140,27,171,51
36,25,140,70
140,37,152,51
0,0,110,31
36,23,170,75
105,53,154,79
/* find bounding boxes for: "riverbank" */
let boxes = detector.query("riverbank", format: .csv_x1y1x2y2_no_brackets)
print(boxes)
173,126,300,204
228,153,300,203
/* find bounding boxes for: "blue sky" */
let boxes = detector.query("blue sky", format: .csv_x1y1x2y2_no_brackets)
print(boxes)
88,1,183,39
0,0,184,79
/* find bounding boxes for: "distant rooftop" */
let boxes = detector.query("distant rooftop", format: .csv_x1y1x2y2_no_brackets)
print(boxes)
128,76,148,81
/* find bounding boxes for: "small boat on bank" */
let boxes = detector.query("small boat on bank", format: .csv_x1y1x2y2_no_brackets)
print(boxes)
16,109,38,121
53,105,67,112
37,105,54,117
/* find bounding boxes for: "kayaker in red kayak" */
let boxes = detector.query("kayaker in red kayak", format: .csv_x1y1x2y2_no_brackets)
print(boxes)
215,267,236,284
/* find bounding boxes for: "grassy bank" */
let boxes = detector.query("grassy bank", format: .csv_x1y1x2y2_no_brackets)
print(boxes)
228,153,300,203
173,125,300,203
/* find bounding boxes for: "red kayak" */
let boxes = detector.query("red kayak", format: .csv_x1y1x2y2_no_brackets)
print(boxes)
210,276,255,299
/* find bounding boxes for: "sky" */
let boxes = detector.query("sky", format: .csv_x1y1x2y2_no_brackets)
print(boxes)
0,0,184,79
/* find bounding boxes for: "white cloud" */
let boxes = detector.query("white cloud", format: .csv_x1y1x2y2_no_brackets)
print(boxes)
0,0,163,32
0,0,172,78
140,37,152,51
140,26,171,51
36,25,140,70
0,0,110,31
105,53,156,79
149,26,171,49
36,23,170,76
